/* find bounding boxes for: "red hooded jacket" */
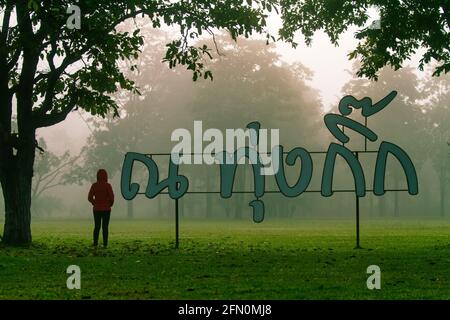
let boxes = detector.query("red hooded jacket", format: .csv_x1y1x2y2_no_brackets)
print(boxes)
88,169,114,211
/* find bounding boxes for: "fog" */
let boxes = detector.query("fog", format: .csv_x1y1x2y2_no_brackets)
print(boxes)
7,18,448,222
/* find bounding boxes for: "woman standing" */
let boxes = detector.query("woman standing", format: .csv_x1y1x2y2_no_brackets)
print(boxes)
88,169,114,248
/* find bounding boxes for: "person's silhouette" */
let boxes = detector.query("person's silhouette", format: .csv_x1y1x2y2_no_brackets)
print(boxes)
88,169,114,248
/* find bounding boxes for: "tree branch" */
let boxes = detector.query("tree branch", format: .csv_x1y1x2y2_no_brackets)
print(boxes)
34,54,79,116
16,1,40,121
33,105,75,129
0,2,12,47
32,90,79,128
40,154,79,182
6,48,21,70
0,3,13,142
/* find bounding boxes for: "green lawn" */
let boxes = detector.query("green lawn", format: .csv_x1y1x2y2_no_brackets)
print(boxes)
0,218,449,299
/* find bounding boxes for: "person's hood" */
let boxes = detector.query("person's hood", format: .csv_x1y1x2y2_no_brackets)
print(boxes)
97,169,108,183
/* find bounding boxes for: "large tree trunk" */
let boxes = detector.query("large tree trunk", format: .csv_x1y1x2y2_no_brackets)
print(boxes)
1,4,38,245
1,3,46,246
1,137,35,245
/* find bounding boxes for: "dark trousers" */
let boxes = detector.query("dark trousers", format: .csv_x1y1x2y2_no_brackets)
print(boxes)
93,211,111,247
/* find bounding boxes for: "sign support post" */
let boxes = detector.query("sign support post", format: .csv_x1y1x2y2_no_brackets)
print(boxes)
355,151,361,249
175,198,179,249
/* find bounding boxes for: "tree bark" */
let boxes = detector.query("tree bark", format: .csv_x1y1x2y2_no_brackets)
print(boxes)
0,80,32,245
1,2,39,246
1,137,35,245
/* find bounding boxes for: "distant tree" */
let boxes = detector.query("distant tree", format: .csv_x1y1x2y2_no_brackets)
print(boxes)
187,36,324,219
65,26,191,219
279,0,450,79
341,64,426,216
423,72,450,217
78,35,325,220
32,138,79,217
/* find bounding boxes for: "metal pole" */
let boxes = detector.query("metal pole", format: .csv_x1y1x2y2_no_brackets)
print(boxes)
175,198,179,249
355,151,361,249
364,117,368,152
355,193,361,249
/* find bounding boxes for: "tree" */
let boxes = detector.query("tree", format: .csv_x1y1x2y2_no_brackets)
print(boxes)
279,0,450,79
0,0,276,245
32,138,79,217
423,71,450,216
341,64,426,216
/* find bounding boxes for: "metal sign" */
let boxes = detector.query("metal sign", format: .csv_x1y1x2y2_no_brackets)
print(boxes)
120,91,419,249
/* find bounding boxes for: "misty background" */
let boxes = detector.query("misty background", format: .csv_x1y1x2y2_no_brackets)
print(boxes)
4,16,449,222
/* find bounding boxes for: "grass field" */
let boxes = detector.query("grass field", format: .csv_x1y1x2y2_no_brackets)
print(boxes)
0,218,450,299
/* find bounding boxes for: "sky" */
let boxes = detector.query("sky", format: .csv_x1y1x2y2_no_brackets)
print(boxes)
268,15,359,110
